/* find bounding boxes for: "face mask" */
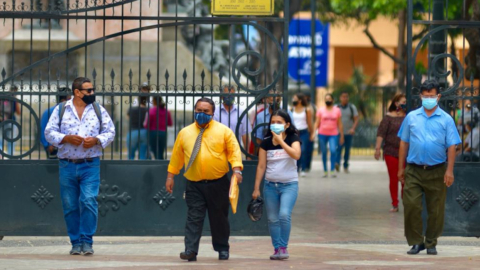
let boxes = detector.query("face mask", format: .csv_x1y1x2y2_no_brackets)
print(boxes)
400,104,407,110
195,112,213,125
223,96,234,106
325,101,333,106
81,94,96,105
422,97,438,110
292,101,299,106
269,101,281,111
270,124,285,135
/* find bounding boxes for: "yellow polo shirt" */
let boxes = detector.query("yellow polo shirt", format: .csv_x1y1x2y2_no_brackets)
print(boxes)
168,120,243,181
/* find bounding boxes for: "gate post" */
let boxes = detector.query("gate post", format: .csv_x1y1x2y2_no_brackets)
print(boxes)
430,0,446,84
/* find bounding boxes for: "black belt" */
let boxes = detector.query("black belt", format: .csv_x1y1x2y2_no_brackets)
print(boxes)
61,158,95,164
190,174,227,184
407,162,445,170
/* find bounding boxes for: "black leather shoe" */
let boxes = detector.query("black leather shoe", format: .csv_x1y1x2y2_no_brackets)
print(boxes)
427,247,437,255
180,250,197,261
219,251,229,260
407,244,425,255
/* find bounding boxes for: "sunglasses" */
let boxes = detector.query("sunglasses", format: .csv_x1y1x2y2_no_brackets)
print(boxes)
79,88,95,94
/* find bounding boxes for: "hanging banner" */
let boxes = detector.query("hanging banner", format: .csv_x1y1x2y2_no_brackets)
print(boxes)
288,19,329,87
211,0,274,16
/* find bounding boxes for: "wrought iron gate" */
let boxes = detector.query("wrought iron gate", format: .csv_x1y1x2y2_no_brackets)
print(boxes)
407,0,480,236
0,0,291,236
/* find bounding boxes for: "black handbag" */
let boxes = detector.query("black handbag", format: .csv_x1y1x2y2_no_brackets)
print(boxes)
247,197,264,222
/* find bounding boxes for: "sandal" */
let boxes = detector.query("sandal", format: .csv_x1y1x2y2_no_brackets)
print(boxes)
389,207,399,212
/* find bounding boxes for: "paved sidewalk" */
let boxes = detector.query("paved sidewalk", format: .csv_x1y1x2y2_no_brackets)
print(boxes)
1,158,480,269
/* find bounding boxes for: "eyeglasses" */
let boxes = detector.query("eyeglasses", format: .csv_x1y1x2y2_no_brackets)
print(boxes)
79,88,95,94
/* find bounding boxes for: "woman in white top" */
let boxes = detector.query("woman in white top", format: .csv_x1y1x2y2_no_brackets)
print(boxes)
291,93,313,176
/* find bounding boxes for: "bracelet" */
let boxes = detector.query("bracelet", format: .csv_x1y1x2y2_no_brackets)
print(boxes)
167,177,174,180
234,170,242,175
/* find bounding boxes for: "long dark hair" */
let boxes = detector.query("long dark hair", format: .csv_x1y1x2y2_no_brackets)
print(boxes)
387,94,406,112
265,109,299,137
293,92,307,107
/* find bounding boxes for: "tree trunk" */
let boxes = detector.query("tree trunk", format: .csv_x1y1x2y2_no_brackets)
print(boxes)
397,9,406,92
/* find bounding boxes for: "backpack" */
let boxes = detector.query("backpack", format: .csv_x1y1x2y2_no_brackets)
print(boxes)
336,103,355,121
58,101,103,132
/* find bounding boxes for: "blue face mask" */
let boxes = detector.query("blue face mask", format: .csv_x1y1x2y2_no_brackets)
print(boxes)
270,124,285,135
422,97,438,110
195,112,213,125
223,96,234,106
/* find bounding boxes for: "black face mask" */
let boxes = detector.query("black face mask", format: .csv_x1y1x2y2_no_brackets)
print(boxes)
81,94,96,105
269,101,280,111
400,104,407,110
292,101,299,106
325,101,333,106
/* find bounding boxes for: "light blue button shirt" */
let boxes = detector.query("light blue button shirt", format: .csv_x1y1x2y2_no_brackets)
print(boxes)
45,99,116,159
255,106,295,140
398,106,461,166
214,104,250,137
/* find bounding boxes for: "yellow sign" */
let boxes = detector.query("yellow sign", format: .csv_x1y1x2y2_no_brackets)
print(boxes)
212,0,274,16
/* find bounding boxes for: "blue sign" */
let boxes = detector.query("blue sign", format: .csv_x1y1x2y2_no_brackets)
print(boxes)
288,19,329,87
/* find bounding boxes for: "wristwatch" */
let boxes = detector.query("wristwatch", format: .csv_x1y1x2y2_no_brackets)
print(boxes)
96,138,101,146
234,170,242,175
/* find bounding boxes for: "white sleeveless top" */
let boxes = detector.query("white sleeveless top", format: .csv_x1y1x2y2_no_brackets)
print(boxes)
292,109,308,130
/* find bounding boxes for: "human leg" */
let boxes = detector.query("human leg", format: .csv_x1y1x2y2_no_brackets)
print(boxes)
318,135,328,172
385,155,400,208
78,158,101,245
59,159,81,246
264,181,281,249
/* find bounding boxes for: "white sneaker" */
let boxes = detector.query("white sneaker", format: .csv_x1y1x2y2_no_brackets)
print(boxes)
300,171,306,177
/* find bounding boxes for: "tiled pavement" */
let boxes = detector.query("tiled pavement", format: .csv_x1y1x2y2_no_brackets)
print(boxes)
1,158,479,269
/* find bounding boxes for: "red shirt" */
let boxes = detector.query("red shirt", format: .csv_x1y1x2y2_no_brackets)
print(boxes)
144,107,172,131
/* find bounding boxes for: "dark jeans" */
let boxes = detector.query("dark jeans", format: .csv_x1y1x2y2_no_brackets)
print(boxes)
59,158,100,246
185,174,230,254
297,129,310,172
304,139,314,171
149,130,166,160
336,134,353,168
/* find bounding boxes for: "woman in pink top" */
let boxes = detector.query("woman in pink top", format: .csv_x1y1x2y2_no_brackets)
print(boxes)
144,96,173,160
310,94,344,178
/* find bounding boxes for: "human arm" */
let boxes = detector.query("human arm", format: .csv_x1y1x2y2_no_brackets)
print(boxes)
350,105,359,134
167,110,173,127
90,106,116,149
338,116,344,146
444,145,456,187
374,137,384,160
306,107,314,134
398,141,409,184
40,109,52,149
444,116,462,187
252,148,267,199
271,131,301,160
165,132,185,194
15,101,21,115
44,105,83,147
310,117,320,141
375,117,388,160
226,129,244,183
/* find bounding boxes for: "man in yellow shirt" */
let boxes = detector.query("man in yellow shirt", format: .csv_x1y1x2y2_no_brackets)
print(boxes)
166,98,243,262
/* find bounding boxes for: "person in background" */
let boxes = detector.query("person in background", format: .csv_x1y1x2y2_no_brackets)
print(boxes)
40,87,72,159
214,85,250,156
0,85,21,158
165,98,243,262
304,92,316,172
311,94,344,178
456,121,480,162
291,92,313,177
398,79,461,255
126,84,150,160
335,91,359,173
255,90,294,153
144,94,172,160
374,94,407,212
252,109,301,260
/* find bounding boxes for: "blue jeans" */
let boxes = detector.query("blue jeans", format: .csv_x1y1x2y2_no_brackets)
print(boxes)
59,158,100,246
149,130,166,160
0,122,18,156
127,129,148,160
305,139,314,171
318,134,339,172
298,129,310,172
336,134,353,169
264,181,298,249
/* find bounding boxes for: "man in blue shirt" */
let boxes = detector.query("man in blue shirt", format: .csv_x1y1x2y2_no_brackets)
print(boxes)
398,79,461,256
40,88,71,159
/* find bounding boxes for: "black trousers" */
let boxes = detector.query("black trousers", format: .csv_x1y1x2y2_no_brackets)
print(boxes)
185,174,230,254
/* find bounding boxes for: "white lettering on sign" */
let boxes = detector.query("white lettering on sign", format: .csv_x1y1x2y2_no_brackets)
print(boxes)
288,47,324,58
288,33,323,46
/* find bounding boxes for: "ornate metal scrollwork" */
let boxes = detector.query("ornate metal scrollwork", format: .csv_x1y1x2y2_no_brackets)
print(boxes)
31,186,54,209
456,188,479,212
97,180,132,216
152,187,175,211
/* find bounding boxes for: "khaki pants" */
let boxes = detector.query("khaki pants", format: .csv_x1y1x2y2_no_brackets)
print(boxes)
403,164,447,248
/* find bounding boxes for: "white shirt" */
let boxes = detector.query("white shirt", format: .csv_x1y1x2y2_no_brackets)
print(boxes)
44,99,116,159
292,108,308,130
466,127,479,154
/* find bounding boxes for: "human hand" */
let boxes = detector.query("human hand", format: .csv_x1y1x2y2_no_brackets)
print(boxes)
310,134,316,142
374,149,381,160
166,177,175,194
339,136,345,146
252,189,261,200
271,131,283,145
444,170,454,187
48,145,56,153
398,168,405,184
83,137,98,149
348,128,355,135
233,172,243,184
65,135,84,146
